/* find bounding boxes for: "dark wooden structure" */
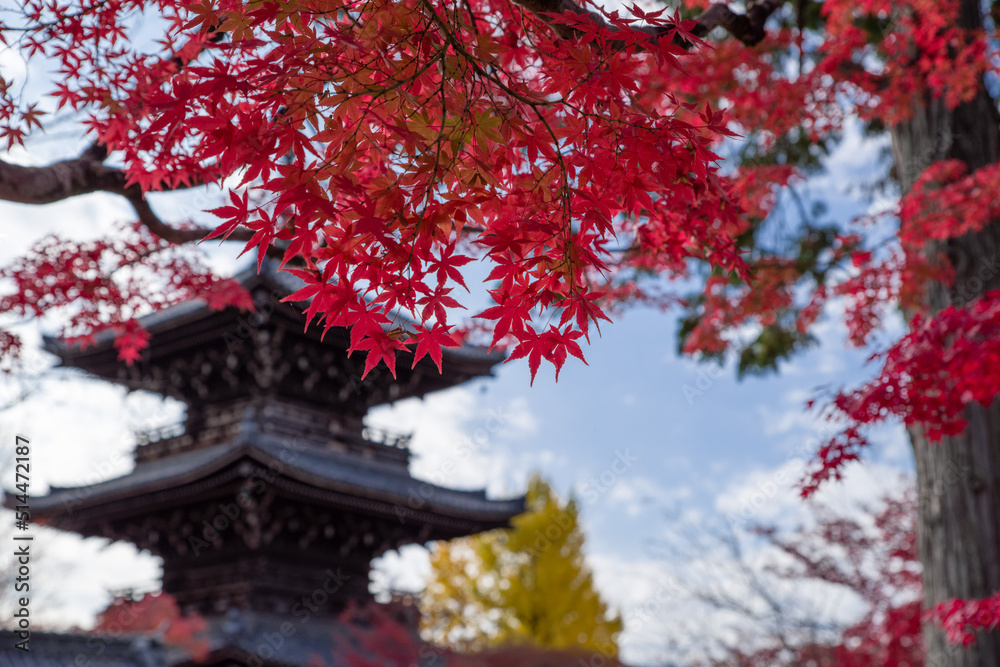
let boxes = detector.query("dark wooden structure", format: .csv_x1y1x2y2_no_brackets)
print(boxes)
7,261,523,665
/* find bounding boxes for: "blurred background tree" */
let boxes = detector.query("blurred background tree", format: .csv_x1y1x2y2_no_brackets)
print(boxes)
650,483,923,666
421,474,621,656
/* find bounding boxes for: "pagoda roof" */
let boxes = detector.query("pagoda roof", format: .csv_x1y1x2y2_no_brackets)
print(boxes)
19,434,523,532
0,606,438,667
0,630,165,667
43,258,504,408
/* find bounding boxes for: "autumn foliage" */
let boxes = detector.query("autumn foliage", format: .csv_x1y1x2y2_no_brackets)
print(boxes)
0,222,253,365
342,600,624,667
3,0,999,430
89,592,622,666
421,475,621,655
92,591,211,661
3,0,749,384
4,0,1000,653
690,486,923,667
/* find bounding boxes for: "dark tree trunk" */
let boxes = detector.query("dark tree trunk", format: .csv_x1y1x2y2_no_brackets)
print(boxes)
890,0,1000,660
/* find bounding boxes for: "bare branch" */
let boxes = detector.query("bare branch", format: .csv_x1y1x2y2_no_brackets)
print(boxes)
122,188,252,244
690,1,782,46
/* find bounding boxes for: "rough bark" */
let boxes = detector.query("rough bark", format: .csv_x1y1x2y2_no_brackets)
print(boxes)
0,144,250,244
890,0,1000,660
0,143,125,205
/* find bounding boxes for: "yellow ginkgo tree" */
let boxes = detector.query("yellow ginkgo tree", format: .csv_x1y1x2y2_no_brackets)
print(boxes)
420,474,622,656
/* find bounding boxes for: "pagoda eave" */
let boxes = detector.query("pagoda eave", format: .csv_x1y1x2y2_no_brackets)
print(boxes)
7,441,523,539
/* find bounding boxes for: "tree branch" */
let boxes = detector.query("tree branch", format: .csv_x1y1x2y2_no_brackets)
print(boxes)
688,1,783,46
0,145,251,244
123,188,252,244
510,0,782,48
0,149,127,205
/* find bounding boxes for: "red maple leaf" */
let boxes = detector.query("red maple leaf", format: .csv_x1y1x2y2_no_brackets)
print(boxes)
113,322,151,366
411,324,461,373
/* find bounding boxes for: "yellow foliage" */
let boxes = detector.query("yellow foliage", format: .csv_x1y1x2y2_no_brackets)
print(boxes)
421,474,622,657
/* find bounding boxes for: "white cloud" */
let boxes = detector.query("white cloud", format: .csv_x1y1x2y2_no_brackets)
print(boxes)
587,554,691,666
0,373,181,492
714,456,912,532
370,544,432,599
756,401,818,438
811,118,891,195
366,387,538,497
0,195,136,266
603,476,689,517
583,456,913,665
0,515,161,631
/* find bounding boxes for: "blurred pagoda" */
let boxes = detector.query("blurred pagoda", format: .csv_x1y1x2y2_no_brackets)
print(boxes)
6,260,523,666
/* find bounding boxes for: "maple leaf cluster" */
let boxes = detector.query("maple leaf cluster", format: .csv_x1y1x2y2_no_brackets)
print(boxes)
0,221,252,367
341,598,624,667
796,165,1000,493
926,592,1000,647
4,0,750,382
8,0,998,389
642,0,1000,500
899,160,1000,246
770,490,922,667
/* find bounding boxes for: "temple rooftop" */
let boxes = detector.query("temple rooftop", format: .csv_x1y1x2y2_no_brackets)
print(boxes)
30,435,524,531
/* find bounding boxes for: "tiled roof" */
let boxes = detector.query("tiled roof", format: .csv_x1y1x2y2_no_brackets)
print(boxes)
21,434,524,524
0,631,165,667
